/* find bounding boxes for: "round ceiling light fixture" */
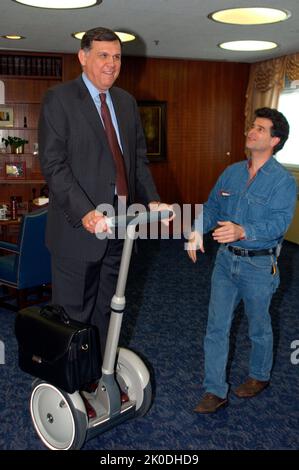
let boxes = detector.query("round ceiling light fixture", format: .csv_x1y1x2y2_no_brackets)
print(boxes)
219,40,278,52
209,7,290,25
72,31,136,43
13,0,102,9
114,32,136,43
1,34,25,40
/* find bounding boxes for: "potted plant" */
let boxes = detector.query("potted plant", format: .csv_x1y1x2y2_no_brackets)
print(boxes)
1,136,29,154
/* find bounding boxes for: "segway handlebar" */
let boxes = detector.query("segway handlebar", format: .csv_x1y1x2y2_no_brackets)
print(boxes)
107,210,173,228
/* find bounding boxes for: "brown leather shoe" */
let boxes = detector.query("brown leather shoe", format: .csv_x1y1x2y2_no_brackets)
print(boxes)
194,393,228,414
234,377,269,398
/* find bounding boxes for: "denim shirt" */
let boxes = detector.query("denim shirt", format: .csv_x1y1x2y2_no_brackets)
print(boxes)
194,157,298,250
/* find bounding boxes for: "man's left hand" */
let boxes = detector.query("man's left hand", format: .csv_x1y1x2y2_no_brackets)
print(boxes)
148,201,175,226
212,221,245,243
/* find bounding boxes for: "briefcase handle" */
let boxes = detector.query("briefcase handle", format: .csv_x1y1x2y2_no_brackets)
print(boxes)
40,304,71,325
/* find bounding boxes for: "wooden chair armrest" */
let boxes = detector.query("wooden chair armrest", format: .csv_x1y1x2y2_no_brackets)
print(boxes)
0,241,19,254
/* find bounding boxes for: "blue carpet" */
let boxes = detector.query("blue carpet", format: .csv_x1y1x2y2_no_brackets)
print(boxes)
0,238,298,450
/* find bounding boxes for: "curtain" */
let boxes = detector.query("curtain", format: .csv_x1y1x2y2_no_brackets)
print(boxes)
245,53,299,133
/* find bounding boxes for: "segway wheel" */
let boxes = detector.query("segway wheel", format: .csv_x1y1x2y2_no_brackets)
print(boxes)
116,348,152,417
30,380,88,450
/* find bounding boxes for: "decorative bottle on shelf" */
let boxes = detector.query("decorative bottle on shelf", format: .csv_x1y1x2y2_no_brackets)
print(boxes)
11,196,18,220
24,116,27,128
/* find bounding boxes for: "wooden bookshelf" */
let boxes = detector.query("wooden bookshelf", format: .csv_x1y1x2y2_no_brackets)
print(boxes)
0,52,62,78
0,51,65,207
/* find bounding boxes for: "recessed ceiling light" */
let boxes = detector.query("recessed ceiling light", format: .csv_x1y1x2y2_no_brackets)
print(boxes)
72,31,136,43
219,40,278,52
209,7,290,25
114,32,136,43
1,35,25,40
13,0,101,9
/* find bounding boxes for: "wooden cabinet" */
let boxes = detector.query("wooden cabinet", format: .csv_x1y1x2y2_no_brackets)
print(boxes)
0,52,63,209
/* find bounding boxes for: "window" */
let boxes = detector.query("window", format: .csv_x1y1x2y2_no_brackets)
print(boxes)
277,85,299,168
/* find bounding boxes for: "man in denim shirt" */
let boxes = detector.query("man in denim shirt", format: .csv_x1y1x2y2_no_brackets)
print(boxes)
187,108,297,414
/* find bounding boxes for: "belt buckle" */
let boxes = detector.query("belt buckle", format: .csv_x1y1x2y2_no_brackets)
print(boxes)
236,247,247,256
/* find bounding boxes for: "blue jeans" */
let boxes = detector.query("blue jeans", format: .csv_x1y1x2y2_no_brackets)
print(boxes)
203,245,280,398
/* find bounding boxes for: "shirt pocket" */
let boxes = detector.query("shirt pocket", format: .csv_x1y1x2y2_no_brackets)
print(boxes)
246,192,270,221
218,189,239,218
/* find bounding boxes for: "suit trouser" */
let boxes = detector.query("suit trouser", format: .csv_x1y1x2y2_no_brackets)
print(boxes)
51,235,124,357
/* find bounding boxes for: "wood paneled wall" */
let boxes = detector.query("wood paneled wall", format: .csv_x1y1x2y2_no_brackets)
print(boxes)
116,57,250,204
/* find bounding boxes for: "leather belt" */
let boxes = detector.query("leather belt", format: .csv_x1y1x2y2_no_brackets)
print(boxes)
227,246,276,257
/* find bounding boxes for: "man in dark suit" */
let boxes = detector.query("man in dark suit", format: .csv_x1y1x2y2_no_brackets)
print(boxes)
39,27,167,358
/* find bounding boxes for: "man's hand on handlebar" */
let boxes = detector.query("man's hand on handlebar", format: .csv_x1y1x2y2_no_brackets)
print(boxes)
82,210,112,234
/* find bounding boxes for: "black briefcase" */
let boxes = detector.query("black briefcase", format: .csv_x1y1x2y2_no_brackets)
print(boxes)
15,304,102,393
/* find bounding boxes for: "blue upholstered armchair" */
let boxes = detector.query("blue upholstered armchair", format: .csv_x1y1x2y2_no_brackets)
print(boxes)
0,208,51,310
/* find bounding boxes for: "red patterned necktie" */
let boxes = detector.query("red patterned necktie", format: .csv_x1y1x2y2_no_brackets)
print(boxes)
100,93,128,198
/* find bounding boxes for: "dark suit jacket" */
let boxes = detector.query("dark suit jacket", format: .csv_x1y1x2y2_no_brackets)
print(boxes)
39,76,160,261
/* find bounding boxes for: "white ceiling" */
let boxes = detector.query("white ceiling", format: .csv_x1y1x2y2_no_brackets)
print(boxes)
1,0,299,63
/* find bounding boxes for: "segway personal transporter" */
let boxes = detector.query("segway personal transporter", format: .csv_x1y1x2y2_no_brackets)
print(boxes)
29,210,170,450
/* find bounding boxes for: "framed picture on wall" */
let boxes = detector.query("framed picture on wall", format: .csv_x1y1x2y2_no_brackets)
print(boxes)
5,161,26,179
0,106,13,128
138,101,166,162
